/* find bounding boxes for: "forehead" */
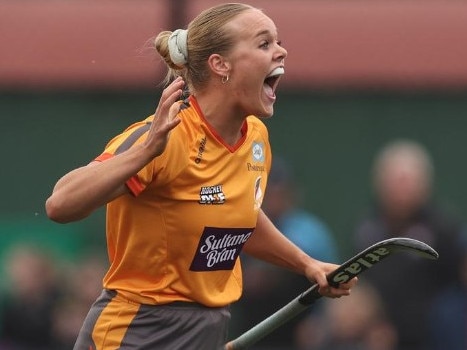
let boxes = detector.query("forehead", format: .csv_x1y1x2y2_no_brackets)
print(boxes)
226,8,278,40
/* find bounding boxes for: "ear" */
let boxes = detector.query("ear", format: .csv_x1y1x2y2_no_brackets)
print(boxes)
208,53,231,78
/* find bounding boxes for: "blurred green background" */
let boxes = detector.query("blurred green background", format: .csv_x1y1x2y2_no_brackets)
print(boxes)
2,90,466,259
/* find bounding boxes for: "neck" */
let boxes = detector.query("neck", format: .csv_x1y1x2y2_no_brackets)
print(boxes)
193,92,247,147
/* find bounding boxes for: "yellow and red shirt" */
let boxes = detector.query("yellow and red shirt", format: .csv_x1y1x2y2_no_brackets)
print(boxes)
95,96,271,307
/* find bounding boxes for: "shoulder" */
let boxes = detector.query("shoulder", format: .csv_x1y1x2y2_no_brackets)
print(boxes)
246,116,270,152
246,115,269,135
99,117,153,155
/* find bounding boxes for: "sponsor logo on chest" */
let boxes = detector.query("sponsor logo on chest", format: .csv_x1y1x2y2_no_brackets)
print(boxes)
190,227,254,271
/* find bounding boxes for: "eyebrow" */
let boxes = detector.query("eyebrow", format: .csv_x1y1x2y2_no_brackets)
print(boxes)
255,29,269,37
254,29,277,39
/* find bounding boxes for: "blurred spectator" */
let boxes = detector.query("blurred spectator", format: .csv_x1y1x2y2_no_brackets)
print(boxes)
295,281,397,350
353,139,466,350
262,157,339,264
0,244,106,350
428,236,467,350
51,254,107,349
0,245,62,350
230,156,339,349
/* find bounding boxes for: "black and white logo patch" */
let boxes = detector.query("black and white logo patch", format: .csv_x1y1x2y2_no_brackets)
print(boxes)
199,185,226,204
190,227,253,271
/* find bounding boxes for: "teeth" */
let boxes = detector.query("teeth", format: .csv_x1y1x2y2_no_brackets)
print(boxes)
267,67,284,77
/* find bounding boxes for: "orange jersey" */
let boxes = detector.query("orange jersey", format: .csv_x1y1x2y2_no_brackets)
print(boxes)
95,96,271,307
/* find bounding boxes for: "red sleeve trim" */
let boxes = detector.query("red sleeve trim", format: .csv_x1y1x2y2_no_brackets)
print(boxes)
94,152,113,162
126,176,144,196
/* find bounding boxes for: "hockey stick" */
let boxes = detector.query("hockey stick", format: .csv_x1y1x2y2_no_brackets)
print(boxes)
225,237,439,350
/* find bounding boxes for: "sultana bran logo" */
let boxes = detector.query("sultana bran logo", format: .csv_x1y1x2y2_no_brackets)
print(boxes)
190,227,254,271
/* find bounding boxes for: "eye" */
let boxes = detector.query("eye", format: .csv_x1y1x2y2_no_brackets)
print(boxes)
260,41,270,49
276,40,282,47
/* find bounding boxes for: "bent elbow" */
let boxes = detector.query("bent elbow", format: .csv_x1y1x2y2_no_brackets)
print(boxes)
45,196,72,224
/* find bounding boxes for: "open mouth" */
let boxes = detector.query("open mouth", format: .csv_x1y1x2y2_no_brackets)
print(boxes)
264,67,285,98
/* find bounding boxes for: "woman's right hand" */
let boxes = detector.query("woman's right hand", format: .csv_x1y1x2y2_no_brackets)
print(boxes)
143,77,185,158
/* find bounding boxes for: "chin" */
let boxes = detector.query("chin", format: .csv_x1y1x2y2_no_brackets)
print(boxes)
263,106,275,118
260,111,274,119
254,110,273,119
255,102,274,118
246,96,275,118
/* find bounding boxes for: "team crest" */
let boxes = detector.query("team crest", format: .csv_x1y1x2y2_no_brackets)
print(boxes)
252,142,265,162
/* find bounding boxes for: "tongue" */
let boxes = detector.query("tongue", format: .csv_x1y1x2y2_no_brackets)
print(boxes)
263,83,274,98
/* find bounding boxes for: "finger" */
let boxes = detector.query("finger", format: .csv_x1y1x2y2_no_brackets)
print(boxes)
319,281,354,298
313,271,329,290
339,276,359,290
164,76,185,97
318,285,331,297
155,77,185,116
168,99,182,122
151,102,182,136
332,287,351,296
153,90,183,131
160,76,184,99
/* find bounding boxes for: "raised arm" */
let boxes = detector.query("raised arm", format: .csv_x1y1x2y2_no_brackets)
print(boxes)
45,77,185,223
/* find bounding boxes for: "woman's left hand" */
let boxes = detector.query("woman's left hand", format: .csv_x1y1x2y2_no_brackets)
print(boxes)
304,260,358,298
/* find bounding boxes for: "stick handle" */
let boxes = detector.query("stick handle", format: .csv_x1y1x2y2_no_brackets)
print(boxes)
225,284,321,350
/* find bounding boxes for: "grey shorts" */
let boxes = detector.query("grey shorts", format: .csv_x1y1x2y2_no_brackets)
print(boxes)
74,289,231,350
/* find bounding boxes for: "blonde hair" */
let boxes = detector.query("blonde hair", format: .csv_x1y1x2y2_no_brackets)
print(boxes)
154,3,254,92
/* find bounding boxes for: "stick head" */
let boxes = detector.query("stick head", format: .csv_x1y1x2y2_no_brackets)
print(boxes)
299,237,439,305
328,237,439,287
378,237,439,260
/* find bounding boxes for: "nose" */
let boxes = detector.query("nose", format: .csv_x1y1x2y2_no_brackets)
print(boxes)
276,44,287,62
